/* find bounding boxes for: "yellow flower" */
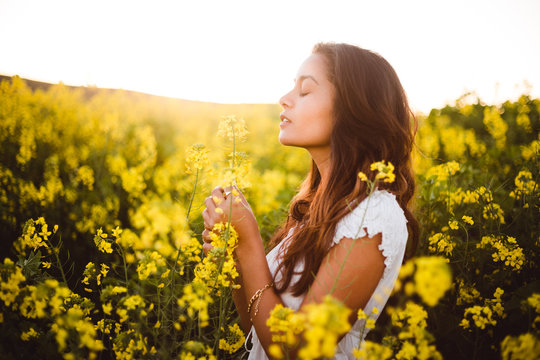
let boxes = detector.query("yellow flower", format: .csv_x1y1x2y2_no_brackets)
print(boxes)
102,303,113,315
193,222,240,293
426,161,460,182
483,106,508,149
217,115,249,141
93,228,113,254
448,220,459,230
218,323,245,354
177,282,213,327
501,333,540,360
477,235,525,271
353,341,393,359
269,344,284,359
414,256,452,307
428,233,455,256
185,143,210,174
510,170,537,200
136,251,166,280
370,161,395,183
111,226,123,238
267,304,302,346
358,171,368,182
42,261,52,269
461,215,474,225
298,295,352,360
20,327,39,341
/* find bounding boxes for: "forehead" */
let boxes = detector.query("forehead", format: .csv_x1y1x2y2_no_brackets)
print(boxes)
295,53,330,84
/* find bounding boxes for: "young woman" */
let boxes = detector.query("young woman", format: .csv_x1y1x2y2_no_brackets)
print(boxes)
201,42,418,359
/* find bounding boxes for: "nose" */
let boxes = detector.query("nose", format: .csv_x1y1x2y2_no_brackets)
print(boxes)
279,91,291,110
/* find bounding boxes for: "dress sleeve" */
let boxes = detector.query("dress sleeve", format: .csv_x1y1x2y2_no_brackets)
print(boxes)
331,190,409,278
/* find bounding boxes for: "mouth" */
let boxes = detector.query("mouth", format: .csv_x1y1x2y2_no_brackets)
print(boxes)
280,112,291,123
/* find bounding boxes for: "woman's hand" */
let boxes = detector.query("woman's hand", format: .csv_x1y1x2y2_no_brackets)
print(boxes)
201,186,260,256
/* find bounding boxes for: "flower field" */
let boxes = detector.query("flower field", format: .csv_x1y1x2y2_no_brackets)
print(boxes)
0,76,539,359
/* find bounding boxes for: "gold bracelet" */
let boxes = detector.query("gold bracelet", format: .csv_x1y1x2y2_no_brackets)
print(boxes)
247,282,274,316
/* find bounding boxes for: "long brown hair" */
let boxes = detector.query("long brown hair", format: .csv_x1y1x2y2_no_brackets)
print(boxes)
271,42,419,297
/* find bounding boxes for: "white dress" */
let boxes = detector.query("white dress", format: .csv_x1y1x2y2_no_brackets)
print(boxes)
245,189,409,359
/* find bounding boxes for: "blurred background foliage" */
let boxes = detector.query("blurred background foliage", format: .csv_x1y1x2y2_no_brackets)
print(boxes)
0,76,538,359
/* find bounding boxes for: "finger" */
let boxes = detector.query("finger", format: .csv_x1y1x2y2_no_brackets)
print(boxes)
204,196,216,212
202,242,213,256
211,186,226,202
223,185,233,198
202,229,211,243
202,209,213,229
230,185,249,206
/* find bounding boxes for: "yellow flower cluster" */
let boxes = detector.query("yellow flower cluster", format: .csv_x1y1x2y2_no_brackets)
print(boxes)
298,296,352,360
20,327,39,341
112,332,156,360
267,304,303,347
370,160,396,183
428,233,455,256
425,161,460,182
353,340,393,360
51,307,104,359
477,235,525,271
217,115,249,142
218,323,245,354
193,222,240,293
391,302,442,359
267,295,351,360
456,279,481,306
521,137,540,160
94,228,113,253
482,202,506,224
460,288,505,330
220,151,251,189
0,258,26,306
185,143,210,174
413,257,453,307
483,106,508,149
14,217,57,254
179,340,217,360
136,251,166,280
510,170,537,200
177,282,213,328
75,165,95,190
176,237,202,276
501,333,540,360
526,293,540,330
81,262,109,292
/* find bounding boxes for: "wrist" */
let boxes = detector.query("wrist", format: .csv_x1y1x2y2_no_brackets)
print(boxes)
235,233,264,263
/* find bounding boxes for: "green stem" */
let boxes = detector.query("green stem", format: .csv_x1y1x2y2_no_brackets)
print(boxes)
45,238,67,286
173,168,199,277
186,168,200,222
115,243,129,286
169,168,200,319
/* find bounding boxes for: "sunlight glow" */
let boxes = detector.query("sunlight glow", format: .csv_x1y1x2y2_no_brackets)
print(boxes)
1,0,539,113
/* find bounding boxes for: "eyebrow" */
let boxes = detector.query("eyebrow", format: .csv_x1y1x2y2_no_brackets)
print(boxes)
294,75,319,85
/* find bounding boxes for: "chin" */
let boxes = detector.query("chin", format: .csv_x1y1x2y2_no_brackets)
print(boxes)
278,133,294,146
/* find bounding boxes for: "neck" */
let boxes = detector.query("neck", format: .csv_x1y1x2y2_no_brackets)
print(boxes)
308,147,332,184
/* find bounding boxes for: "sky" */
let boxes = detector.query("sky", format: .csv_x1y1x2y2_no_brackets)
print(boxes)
1,0,539,114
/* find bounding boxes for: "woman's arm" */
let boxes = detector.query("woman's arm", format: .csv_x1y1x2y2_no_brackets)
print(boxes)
231,264,252,333
201,186,285,342
203,187,385,358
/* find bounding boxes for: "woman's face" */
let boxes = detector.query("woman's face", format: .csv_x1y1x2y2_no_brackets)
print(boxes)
278,53,335,152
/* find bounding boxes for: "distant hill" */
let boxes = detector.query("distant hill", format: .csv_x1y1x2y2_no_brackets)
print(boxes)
0,74,281,126
0,74,262,106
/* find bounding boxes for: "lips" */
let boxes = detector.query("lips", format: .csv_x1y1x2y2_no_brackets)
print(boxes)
280,112,291,123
